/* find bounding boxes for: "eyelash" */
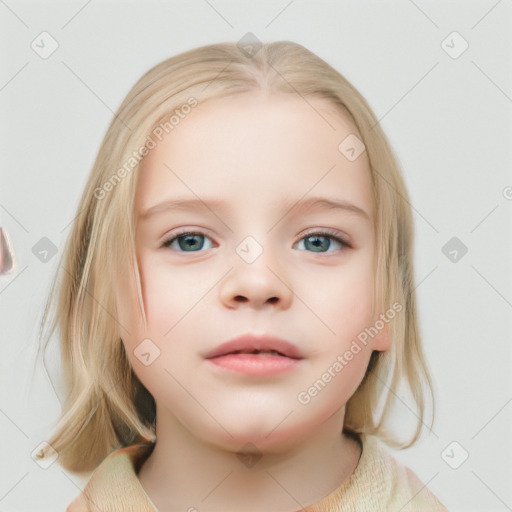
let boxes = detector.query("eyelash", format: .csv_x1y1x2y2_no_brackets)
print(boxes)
160,227,352,253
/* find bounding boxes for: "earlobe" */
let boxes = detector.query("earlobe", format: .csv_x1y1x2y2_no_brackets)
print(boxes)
372,324,391,352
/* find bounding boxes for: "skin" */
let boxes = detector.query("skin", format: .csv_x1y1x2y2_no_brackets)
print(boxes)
116,91,390,512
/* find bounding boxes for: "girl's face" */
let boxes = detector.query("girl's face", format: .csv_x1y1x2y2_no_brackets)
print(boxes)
117,92,389,451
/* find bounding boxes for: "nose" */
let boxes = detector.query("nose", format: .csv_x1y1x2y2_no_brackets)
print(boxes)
218,244,293,310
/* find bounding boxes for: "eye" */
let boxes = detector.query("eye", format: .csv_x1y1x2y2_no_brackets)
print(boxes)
294,229,351,253
161,228,351,254
161,230,215,252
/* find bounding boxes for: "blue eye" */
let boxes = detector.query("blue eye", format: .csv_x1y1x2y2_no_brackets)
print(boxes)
162,232,215,252
294,232,349,253
161,229,350,253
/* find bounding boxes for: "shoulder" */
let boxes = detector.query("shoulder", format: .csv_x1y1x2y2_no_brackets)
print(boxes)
310,434,448,512
66,442,156,512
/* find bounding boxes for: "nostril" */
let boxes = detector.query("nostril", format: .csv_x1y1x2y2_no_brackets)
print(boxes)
233,296,279,304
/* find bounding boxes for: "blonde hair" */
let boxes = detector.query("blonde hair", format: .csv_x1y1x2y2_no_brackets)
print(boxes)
35,40,434,473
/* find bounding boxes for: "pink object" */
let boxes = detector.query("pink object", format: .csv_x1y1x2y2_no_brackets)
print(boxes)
205,333,303,360
205,333,304,376
0,228,14,274
207,353,301,376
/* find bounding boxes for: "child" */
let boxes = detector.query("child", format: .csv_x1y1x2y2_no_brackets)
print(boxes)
36,40,448,511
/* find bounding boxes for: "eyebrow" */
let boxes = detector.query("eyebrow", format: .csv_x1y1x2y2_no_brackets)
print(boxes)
140,196,371,221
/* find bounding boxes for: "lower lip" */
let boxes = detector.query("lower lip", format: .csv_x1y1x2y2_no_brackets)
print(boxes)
207,354,301,376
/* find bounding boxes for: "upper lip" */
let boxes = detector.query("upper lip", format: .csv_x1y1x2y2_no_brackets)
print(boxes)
205,334,304,360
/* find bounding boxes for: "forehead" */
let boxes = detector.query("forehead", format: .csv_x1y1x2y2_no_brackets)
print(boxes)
135,92,373,218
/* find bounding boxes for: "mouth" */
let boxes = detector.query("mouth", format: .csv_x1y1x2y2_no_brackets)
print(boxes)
205,334,304,360
205,334,304,376
220,349,288,356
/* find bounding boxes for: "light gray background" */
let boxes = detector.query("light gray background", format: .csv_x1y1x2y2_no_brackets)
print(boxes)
1,1,511,510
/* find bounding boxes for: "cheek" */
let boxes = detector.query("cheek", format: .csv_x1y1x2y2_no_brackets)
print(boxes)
299,333,374,415
310,258,375,337
139,254,213,330
115,256,174,367
299,257,375,402
116,255,203,393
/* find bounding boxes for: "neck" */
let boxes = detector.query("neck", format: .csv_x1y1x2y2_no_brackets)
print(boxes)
138,406,361,512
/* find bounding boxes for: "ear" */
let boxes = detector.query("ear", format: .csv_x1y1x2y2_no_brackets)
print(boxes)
371,318,392,352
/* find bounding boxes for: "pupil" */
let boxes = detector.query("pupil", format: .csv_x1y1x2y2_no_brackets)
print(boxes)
306,235,329,252
181,234,202,251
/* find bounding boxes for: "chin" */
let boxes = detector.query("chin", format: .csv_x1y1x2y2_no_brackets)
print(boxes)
186,408,323,456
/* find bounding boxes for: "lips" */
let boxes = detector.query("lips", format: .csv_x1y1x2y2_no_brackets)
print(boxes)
205,334,304,360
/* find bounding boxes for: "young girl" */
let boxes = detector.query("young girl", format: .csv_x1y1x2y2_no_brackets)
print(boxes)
36,40,448,511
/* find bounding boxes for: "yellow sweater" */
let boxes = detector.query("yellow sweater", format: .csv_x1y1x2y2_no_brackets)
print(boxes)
66,435,448,511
